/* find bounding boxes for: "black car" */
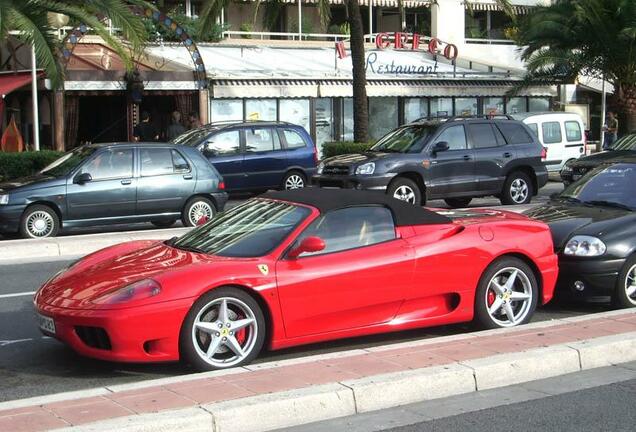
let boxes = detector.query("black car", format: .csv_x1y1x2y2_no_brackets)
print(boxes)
0,143,227,238
312,116,548,207
560,133,636,185
526,157,636,307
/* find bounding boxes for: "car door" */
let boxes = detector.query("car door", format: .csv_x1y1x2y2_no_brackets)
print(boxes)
202,129,245,190
66,147,136,220
426,124,477,197
135,147,196,215
468,122,512,194
242,127,288,189
275,206,415,338
540,121,565,169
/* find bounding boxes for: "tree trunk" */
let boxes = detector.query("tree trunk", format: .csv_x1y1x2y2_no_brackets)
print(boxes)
614,83,636,134
346,0,369,143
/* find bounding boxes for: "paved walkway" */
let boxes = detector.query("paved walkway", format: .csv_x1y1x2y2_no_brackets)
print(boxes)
1,310,635,432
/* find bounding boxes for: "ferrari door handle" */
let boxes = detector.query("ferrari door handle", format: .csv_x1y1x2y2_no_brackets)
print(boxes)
183,174,193,180
463,155,472,161
503,152,512,158
121,179,132,185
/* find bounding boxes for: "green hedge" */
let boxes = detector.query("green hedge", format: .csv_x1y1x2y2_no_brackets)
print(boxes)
322,141,374,159
0,151,64,182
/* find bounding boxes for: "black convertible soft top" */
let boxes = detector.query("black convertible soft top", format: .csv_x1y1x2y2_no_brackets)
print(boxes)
261,188,451,226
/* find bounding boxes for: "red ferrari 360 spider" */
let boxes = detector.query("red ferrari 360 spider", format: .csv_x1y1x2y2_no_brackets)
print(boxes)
35,189,558,370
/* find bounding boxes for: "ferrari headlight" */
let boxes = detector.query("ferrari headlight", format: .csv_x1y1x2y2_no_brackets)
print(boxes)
92,279,161,305
317,162,325,175
564,236,606,257
355,162,375,175
0,194,8,205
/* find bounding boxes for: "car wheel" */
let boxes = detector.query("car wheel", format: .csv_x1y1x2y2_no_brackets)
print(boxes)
282,171,306,190
500,171,533,205
151,220,177,229
474,257,538,329
387,178,422,206
180,287,266,370
20,205,60,238
444,197,472,208
183,197,216,227
612,256,636,308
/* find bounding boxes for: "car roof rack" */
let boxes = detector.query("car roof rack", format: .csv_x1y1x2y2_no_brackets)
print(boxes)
201,120,295,128
413,114,515,123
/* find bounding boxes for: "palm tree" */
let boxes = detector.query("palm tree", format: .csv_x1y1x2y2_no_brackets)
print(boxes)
515,0,636,132
0,0,153,88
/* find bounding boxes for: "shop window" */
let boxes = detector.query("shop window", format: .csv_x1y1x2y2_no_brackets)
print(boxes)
211,99,243,122
369,97,398,140
430,98,453,118
506,97,528,114
455,98,478,116
245,99,277,121
343,98,354,141
483,97,504,115
529,98,550,112
404,98,429,123
315,98,333,156
279,99,310,133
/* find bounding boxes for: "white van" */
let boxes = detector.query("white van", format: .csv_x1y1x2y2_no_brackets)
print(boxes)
511,112,586,172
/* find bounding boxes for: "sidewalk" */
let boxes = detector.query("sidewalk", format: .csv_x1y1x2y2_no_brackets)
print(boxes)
1,309,635,432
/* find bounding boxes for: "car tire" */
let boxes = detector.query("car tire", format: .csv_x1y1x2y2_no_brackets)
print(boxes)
281,170,306,190
387,178,422,206
500,171,533,205
151,220,177,229
444,197,472,208
474,256,538,329
182,197,216,227
180,287,266,371
612,256,636,308
19,205,60,239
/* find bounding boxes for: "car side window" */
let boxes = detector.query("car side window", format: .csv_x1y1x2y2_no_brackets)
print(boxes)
542,122,562,144
140,148,173,176
295,206,396,257
80,148,133,180
433,125,467,151
468,123,498,149
245,128,278,152
283,129,306,149
206,131,241,156
497,123,534,145
526,123,539,137
565,121,582,142
172,150,191,173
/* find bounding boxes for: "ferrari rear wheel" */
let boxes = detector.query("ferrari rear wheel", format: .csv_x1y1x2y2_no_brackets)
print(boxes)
612,256,636,308
180,288,266,370
474,257,538,329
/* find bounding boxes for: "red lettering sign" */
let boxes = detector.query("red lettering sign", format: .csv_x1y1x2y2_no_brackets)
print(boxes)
335,40,347,59
375,33,390,49
443,44,459,60
374,32,459,60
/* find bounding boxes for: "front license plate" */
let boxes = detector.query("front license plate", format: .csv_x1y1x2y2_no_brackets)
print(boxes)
38,313,56,335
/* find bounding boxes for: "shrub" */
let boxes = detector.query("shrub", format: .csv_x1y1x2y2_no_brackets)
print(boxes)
322,141,374,159
0,150,64,181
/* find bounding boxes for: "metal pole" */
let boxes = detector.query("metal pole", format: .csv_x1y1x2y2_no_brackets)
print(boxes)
298,0,302,39
600,75,606,151
369,0,373,43
31,45,40,151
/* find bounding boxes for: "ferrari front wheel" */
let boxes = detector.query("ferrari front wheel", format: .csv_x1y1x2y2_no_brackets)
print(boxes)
474,257,538,329
180,288,266,370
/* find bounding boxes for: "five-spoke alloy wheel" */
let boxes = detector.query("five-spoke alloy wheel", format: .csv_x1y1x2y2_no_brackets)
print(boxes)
475,257,538,329
387,178,422,206
501,172,533,205
181,288,265,370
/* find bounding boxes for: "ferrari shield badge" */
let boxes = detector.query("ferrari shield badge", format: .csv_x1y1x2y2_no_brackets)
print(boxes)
258,264,269,276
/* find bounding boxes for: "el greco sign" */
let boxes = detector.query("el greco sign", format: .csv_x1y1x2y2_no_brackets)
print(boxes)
374,32,459,60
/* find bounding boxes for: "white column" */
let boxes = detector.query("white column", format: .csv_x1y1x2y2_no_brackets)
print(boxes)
31,45,40,151
600,76,606,150
185,0,192,17
369,0,373,42
298,0,302,38
431,0,465,45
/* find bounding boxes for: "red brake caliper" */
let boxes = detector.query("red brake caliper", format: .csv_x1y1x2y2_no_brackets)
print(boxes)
235,313,247,344
487,290,496,307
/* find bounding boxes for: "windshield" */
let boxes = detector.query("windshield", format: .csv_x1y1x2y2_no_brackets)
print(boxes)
171,199,311,257
370,125,435,153
170,128,212,146
39,146,98,177
560,163,636,210
609,134,636,151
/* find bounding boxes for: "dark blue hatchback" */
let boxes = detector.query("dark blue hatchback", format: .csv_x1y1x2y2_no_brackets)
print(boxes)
172,121,317,192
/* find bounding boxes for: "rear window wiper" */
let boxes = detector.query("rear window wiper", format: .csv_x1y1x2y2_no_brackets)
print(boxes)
584,200,634,211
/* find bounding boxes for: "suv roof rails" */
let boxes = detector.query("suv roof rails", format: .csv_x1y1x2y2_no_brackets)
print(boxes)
201,120,295,128
413,114,515,123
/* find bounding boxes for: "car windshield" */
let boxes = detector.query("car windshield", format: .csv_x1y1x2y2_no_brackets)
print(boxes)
370,125,435,153
39,146,98,177
608,134,636,151
560,163,636,210
171,128,214,146
171,199,311,257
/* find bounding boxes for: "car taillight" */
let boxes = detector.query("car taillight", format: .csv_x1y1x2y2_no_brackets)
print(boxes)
218,181,225,190
313,144,319,165
541,146,548,160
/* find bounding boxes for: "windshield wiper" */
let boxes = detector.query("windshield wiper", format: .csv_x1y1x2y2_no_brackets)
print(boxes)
373,148,402,153
584,200,634,211
167,241,207,254
556,196,582,203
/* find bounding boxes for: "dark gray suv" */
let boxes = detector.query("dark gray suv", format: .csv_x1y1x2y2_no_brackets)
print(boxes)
0,143,227,238
312,116,549,207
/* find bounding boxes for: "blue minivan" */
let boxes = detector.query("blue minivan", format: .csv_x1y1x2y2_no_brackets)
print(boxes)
172,121,318,192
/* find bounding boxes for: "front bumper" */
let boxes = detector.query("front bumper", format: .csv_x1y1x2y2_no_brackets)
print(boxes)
0,204,25,233
555,256,625,298
35,297,194,363
311,173,394,191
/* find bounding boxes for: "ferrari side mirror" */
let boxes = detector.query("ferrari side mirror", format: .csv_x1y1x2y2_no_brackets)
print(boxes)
288,236,325,259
